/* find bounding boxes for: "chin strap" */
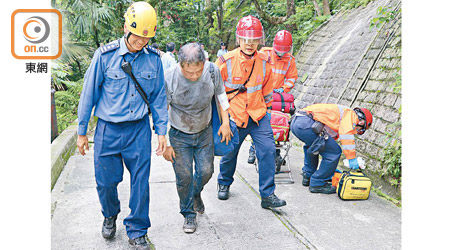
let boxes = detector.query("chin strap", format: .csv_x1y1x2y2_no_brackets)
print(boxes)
240,50,256,57
125,33,132,45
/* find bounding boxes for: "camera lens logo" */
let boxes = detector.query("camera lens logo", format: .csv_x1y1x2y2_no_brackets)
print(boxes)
23,16,50,44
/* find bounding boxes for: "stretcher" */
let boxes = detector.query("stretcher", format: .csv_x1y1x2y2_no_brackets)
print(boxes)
253,111,294,184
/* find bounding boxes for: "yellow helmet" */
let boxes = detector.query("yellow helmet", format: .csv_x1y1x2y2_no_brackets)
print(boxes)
124,2,157,38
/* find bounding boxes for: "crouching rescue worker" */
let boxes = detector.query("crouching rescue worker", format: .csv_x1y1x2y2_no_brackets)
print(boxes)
76,2,167,249
163,43,232,233
215,15,286,209
290,104,373,194
248,30,298,165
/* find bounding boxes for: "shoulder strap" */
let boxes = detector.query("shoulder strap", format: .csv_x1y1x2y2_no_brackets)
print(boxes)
145,45,160,56
121,59,151,115
226,59,256,95
277,92,286,112
99,39,120,54
209,62,223,123
209,62,215,81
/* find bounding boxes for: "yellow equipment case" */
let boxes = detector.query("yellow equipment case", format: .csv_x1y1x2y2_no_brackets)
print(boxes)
337,171,372,200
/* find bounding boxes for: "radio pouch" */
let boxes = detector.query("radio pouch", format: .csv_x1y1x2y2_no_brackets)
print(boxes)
311,121,325,134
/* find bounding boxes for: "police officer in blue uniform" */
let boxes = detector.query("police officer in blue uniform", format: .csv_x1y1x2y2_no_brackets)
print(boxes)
76,2,167,249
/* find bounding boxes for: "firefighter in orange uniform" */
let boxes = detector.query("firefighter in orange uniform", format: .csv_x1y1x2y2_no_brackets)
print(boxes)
248,30,298,165
290,104,373,194
215,15,286,209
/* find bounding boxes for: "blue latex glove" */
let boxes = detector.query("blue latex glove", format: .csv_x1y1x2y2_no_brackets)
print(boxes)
274,88,284,93
266,112,271,121
348,158,359,170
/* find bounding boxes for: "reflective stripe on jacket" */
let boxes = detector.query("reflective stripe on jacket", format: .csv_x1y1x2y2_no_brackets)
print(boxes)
260,47,298,92
303,104,359,159
215,48,273,128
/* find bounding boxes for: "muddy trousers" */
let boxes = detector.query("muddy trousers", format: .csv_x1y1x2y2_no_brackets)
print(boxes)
218,115,276,198
169,125,214,218
290,115,342,187
94,117,151,239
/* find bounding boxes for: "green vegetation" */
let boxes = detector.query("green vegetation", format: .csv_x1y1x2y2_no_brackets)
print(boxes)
380,72,401,188
370,5,399,30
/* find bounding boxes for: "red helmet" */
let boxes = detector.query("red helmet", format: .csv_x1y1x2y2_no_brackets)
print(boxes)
236,15,265,45
354,107,373,135
273,30,293,54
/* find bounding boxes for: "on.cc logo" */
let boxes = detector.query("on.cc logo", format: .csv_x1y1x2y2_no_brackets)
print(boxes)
11,9,62,60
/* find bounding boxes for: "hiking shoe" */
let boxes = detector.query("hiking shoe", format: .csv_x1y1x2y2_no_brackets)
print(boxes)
302,173,310,187
217,184,230,200
194,193,205,214
183,217,197,234
101,215,117,239
261,193,287,209
309,183,337,194
128,235,150,250
248,151,256,164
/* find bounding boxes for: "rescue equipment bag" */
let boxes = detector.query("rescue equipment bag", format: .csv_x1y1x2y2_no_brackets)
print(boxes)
212,98,239,156
272,92,295,114
337,170,372,200
210,63,239,156
270,111,290,142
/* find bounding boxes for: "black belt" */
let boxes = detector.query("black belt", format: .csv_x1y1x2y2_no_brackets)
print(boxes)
296,110,313,119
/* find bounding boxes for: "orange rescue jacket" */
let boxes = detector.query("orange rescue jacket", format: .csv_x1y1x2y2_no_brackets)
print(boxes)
260,47,298,92
216,48,273,128
303,104,359,160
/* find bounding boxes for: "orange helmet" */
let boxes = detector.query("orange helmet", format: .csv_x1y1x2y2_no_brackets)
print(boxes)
354,108,373,135
273,30,292,54
236,15,265,45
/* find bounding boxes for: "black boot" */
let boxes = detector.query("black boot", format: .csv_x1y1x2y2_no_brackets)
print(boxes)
309,183,336,194
128,235,151,250
101,215,117,239
217,184,230,200
261,193,286,209
302,173,310,186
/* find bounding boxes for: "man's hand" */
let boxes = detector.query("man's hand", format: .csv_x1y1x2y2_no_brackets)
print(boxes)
156,135,167,156
163,146,176,163
218,122,233,145
77,135,89,156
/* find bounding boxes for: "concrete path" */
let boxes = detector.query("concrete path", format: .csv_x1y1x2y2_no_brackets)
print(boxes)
51,130,401,250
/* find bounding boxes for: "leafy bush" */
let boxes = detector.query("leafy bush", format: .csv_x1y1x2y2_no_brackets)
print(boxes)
370,6,399,30
381,72,402,187
54,80,83,134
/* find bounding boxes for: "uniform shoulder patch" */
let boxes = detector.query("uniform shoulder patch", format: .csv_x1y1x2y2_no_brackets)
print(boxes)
99,39,120,54
146,45,160,56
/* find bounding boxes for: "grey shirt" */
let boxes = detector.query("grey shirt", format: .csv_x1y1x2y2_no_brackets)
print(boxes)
165,61,226,134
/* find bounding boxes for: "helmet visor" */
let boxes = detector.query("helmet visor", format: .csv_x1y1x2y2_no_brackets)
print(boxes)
273,44,292,54
236,30,265,45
